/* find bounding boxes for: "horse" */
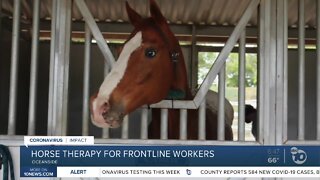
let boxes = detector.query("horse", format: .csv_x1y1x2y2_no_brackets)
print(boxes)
245,104,258,140
90,0,234,140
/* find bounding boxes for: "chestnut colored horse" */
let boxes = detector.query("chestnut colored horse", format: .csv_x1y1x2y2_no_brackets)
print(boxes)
90,0,234,140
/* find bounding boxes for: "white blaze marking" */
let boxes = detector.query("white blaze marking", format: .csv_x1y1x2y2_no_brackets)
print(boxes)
94,31,142,109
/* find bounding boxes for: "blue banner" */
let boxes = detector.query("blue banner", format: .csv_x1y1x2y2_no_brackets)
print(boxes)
20,145,320,177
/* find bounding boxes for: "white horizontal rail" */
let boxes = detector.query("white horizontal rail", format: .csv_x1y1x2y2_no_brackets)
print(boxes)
285,140,320,145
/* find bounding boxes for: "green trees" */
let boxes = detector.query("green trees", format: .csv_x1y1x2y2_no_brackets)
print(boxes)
198,52,257,88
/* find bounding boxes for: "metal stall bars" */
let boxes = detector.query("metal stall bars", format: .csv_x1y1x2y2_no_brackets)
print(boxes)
268,0,320,145
276,0,288,145
272,0,320,145
74,0,114,139
217,63,225,141
47,0,72,136
198,100,206,140
82,24,91,136
141,108,149,139
47,0,57,136
76,0,127,139
74,0,115,66
191,0,260,143
238,31,246,141
77,0,260,144
27,0,40,135
298,0,305,141
179,109,188,140
258,0,266,145
285,0,320,145
122,116,129,139
7,0,21,135
161,109,169,140
258,0,279,145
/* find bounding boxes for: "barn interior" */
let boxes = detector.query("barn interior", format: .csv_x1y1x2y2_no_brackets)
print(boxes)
0,0,319,145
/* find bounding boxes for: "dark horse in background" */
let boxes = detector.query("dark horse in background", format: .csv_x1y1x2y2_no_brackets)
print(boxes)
90,0,234,140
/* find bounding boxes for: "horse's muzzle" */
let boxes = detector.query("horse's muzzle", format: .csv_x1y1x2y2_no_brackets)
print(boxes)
90,95,125,128
102,110,125,128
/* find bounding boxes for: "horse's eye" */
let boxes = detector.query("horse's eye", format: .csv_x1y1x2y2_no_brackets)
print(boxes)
145,48,157,58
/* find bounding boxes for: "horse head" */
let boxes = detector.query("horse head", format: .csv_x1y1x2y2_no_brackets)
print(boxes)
90,0,189,128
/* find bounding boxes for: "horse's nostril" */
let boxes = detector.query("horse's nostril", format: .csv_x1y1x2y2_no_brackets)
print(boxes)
101,102,109,113
101,102,110,121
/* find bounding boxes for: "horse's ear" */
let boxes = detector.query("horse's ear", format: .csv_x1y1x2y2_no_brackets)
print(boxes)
126,1,142,27
149,0,167,24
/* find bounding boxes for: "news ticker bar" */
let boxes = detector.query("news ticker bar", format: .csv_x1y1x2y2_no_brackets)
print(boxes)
48,167,320,178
